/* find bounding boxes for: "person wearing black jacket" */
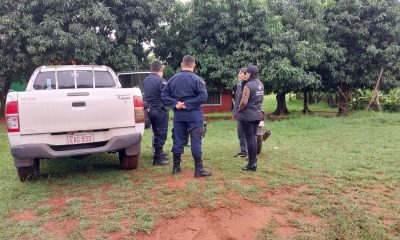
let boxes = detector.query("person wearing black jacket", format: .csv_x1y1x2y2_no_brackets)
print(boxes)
161,55,211,178
143,60,169,165
237,65,264,171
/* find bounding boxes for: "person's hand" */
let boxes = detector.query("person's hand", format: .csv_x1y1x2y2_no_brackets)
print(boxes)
232,114,237,120
175,101,186,109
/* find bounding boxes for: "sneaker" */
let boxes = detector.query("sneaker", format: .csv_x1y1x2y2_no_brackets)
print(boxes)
233,152,248,158
262,129,272,141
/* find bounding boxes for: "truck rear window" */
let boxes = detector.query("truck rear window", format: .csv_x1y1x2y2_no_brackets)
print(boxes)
33,70,116,90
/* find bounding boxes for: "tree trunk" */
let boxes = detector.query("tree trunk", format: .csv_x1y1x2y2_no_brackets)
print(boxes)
366,68,384,112
273,92,289,116
337,84,352,116
0,73,12,119
302,91,312,114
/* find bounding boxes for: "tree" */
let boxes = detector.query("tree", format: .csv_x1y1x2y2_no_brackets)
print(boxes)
154,0,270,91
104,0,173,71
0,0,116,116
321,0,400,116
263,0,327,115
0,0,170,117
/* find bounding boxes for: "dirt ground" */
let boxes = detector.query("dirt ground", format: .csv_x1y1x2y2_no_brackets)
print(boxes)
3,116,324,239
10,171,322,239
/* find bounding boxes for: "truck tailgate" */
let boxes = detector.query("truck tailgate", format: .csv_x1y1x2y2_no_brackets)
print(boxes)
18,89,136,135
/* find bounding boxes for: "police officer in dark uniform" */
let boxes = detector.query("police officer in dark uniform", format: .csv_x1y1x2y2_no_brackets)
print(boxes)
161,55,211,178
143,60,169,165
237,65,264,171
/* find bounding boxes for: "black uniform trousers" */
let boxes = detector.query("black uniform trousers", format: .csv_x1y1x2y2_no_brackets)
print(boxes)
148,108,169,150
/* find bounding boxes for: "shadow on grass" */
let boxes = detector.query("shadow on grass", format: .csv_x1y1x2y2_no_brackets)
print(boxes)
38,153,124,180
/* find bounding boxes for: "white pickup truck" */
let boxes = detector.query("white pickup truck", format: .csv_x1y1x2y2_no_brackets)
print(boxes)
5,65,145,181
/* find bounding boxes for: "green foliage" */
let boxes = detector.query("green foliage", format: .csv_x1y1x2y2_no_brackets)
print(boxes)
382,89,400,106
154,0,270,90
351,88,376,110
316,0,400,115
264,0,327,94
0,0,171,116
352,88,400,110
321,0,400,90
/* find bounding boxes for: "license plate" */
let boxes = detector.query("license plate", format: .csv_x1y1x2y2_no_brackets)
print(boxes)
67,132,94,145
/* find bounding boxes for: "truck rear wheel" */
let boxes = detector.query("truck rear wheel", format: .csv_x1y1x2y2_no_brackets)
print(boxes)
119,150,139,170
17,159,40,182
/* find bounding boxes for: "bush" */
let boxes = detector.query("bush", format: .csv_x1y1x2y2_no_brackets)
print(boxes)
352,88,400,111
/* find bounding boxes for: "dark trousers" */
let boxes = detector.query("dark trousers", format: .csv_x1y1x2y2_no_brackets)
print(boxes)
172,120,203,158
236,120,247,154
239,120,260,164
148,109,169,150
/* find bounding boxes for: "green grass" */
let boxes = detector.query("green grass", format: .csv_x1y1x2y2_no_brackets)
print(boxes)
0,99,399,239
204,94,337,118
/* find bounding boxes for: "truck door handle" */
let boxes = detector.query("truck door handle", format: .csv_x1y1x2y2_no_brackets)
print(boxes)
72,101,86,107
68,92,89,96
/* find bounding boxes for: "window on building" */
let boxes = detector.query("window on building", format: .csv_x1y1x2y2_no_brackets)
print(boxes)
206,92,221,105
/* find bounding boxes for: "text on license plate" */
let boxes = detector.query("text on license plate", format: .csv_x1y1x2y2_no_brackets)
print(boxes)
67,132,94,145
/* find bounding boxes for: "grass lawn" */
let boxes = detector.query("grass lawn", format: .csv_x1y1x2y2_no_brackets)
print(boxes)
0,102,399,239
206,94,337,118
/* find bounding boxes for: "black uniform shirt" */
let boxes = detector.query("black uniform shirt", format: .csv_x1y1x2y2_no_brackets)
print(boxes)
161,70,208,121
143,73,167,110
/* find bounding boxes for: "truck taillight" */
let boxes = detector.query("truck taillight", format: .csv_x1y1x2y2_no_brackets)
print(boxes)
6,101,20,132
134,96,144,124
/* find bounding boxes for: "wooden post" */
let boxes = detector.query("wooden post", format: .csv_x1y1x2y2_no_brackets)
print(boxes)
366,68,384,112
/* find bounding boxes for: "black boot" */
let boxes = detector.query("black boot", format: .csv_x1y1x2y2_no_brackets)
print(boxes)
153,148,169,165
194,157,211,178
172,154,181,174
160,148,169,161
242,159,257,171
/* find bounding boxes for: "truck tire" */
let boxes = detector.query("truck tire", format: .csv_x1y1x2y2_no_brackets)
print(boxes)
17,159,40,182
256,135,263,155
119,150,139,170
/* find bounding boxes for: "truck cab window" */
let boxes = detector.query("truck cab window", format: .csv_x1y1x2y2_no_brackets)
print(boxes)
94,71,116,88
33,72,56,90
76,70,94,88
57,71,75,89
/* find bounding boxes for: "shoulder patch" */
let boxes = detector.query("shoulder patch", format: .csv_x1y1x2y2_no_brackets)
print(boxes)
200,79,206,85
